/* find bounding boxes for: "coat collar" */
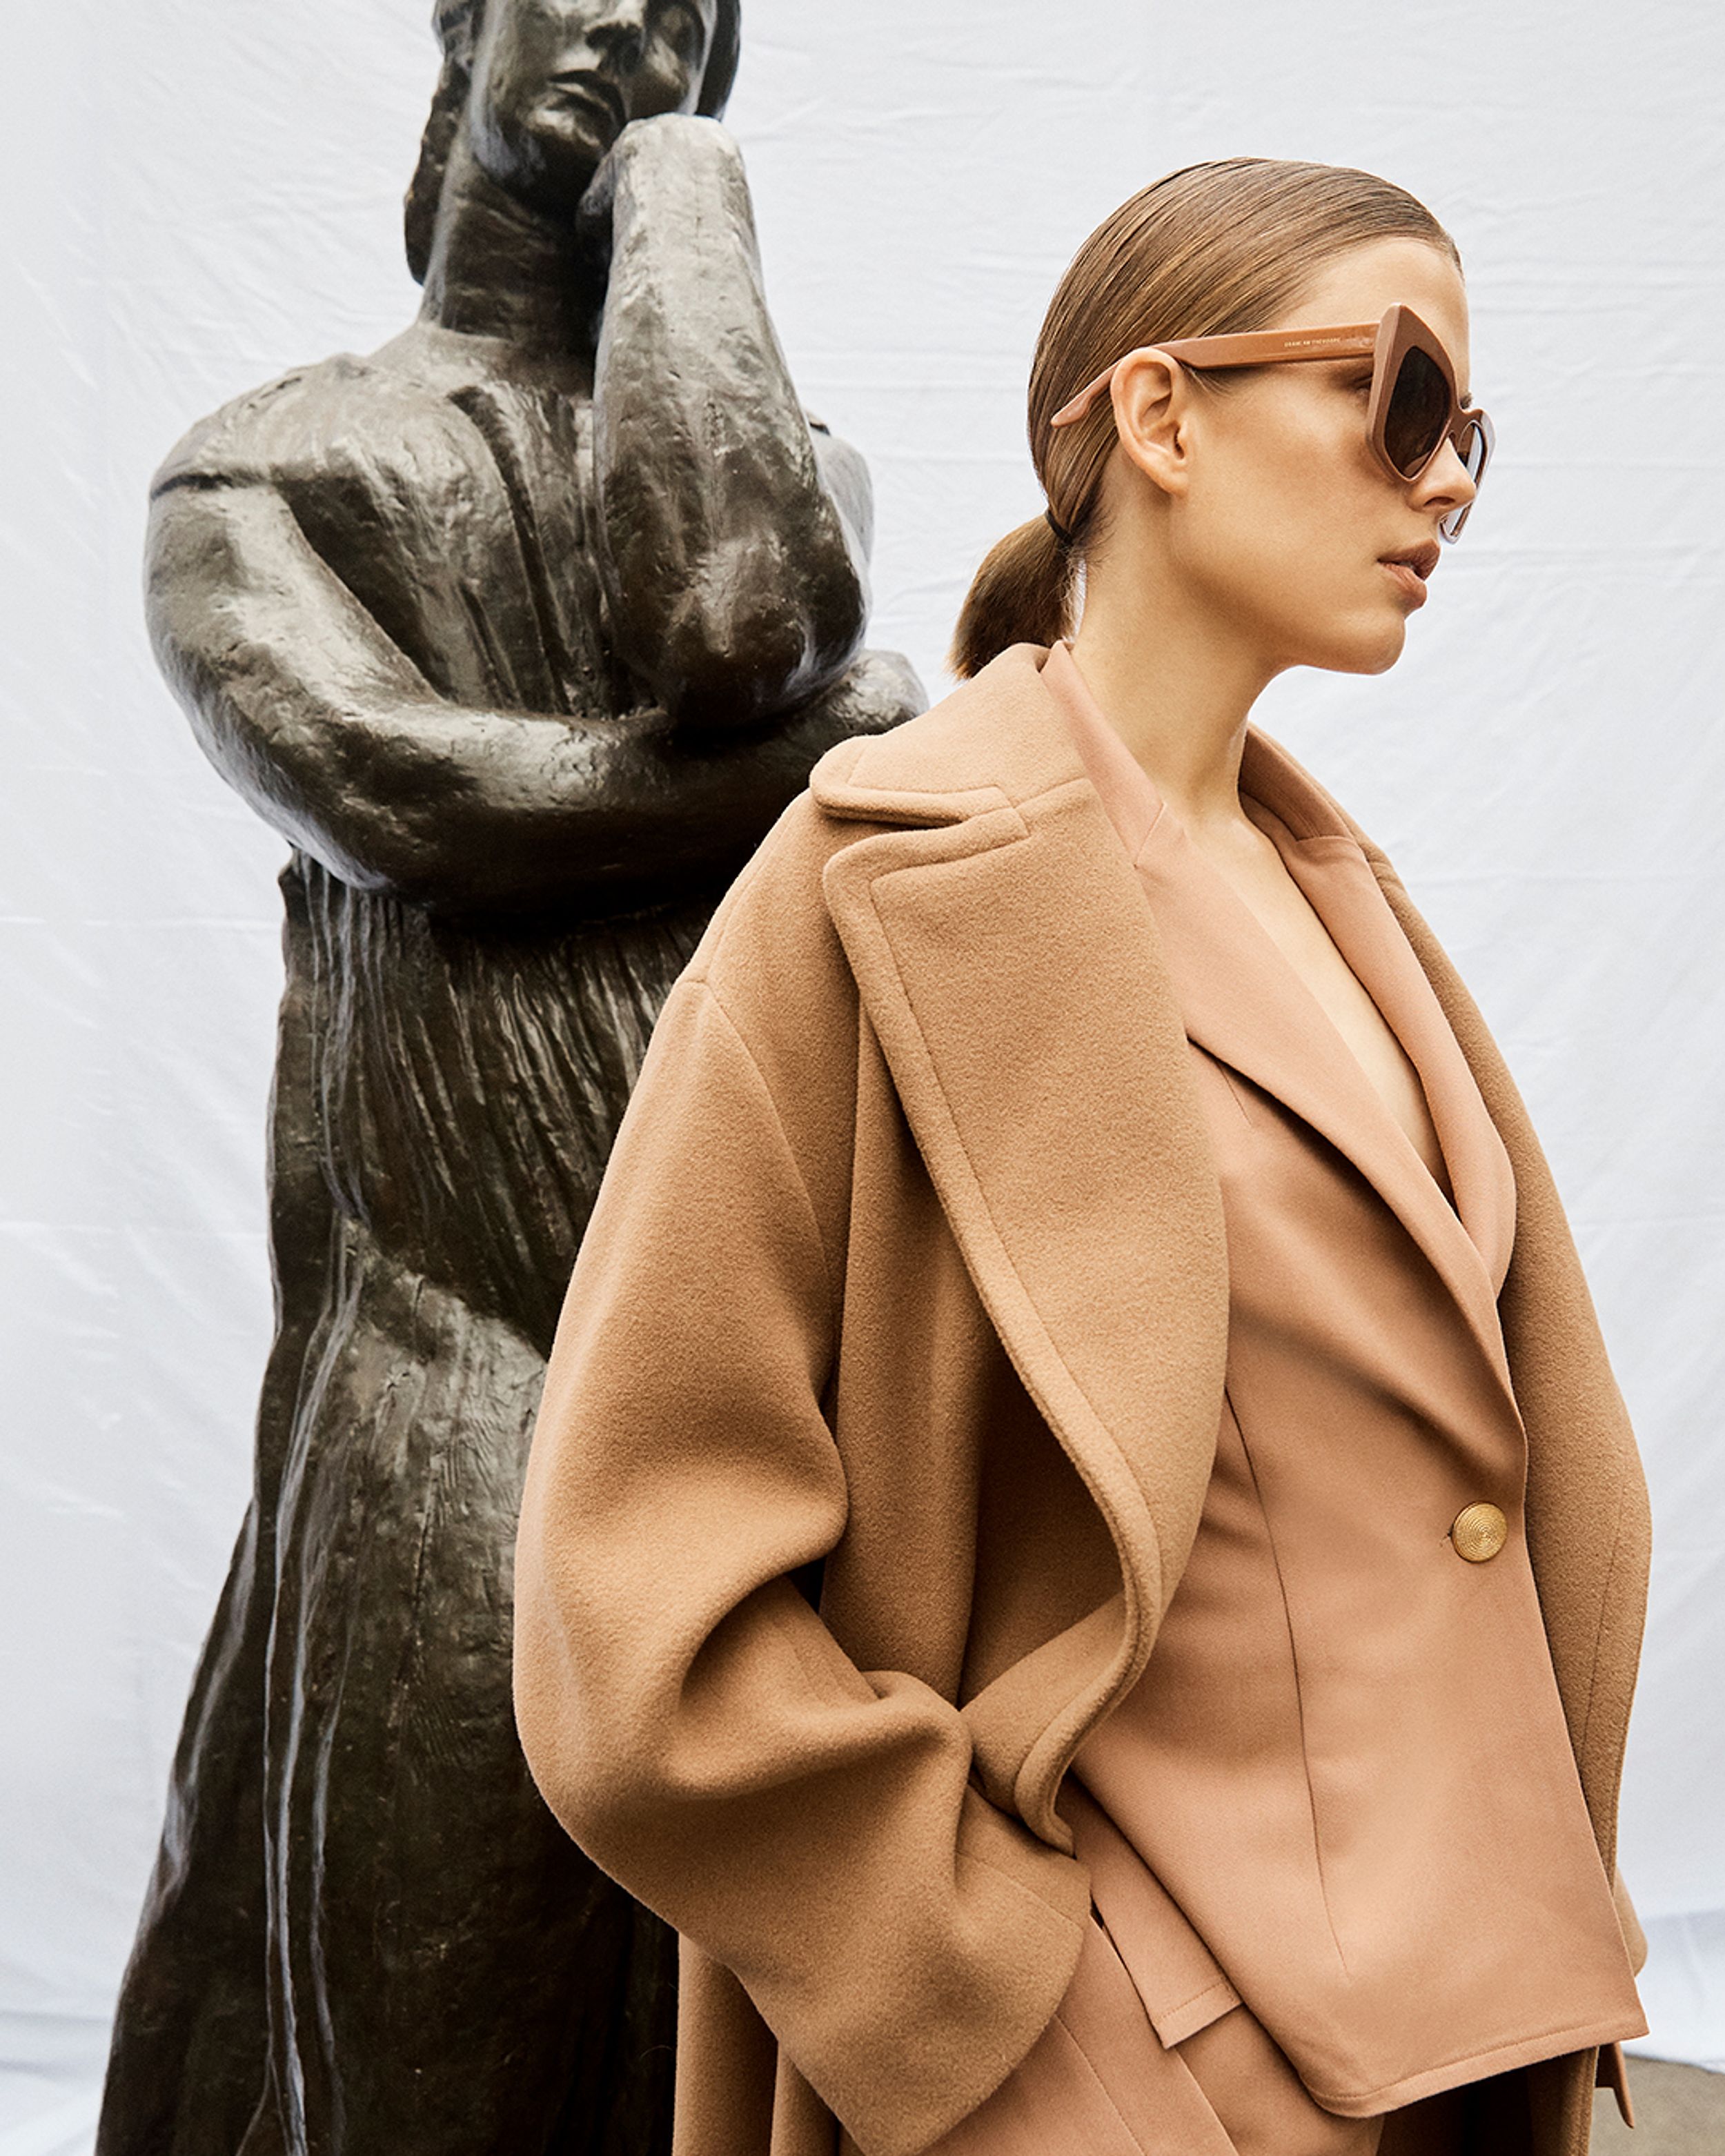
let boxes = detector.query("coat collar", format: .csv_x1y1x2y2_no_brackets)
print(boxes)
809,642,1087,825
813,645,1517,1336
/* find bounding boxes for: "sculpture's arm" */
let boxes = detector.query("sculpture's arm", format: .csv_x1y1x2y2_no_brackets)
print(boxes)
148,475,918,918
591,115,872,726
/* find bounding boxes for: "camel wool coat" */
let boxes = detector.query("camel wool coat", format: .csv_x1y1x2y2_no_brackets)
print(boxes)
511,640,1650,2156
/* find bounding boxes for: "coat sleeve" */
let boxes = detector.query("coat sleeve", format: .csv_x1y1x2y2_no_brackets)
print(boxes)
512,948,1087,2156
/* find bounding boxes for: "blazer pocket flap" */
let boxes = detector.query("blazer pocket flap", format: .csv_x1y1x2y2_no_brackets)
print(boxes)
1148,1973,1243,2048
1058,1777,1242,2045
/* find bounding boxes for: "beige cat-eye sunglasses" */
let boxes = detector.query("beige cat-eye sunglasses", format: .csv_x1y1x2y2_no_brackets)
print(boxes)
1049,302,1492,541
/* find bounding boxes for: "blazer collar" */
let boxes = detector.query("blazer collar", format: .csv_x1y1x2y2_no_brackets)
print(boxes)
1136,802,1519,1397
1040,637,1519,1333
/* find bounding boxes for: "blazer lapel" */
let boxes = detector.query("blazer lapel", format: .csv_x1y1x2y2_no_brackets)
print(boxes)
1041,636,1517,1389
1134,808,1521,1409
1368,868,1649,1860
1239,734,1519,1298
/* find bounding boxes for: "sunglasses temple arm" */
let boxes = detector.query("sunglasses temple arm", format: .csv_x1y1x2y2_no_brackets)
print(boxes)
1049,330,1382,431
1049,368,1117,429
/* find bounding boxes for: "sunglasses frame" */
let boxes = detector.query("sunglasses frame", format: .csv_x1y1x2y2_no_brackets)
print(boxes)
1049,303,1492,542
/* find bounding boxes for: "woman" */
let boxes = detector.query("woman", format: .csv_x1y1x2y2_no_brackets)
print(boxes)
512,159,1651,2156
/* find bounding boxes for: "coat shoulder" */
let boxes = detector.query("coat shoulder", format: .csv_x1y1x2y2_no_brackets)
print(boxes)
686,786,865,1007
687,644,1081,1055
673,790,873,1210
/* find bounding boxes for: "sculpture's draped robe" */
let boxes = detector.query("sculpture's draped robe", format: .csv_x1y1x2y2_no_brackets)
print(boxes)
103,335,719,2155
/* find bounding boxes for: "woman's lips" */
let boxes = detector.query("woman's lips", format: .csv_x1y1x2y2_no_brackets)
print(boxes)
1381,558,1429,609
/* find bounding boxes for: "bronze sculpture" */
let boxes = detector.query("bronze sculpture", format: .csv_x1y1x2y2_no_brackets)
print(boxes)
96,2,920,2149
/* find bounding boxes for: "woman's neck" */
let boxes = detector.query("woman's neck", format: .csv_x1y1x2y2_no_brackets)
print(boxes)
1066,562,1281,842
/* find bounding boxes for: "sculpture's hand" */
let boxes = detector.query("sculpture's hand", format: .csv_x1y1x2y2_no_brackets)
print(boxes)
575,111,735,276
578,108,742,253
673,645,923,823
591,114,873,733
146,475,919,920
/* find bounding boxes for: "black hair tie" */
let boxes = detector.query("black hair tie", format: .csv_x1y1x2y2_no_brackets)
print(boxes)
1044,507,1074,547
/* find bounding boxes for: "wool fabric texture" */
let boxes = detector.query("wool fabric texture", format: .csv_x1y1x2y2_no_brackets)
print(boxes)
512,641,1650,2156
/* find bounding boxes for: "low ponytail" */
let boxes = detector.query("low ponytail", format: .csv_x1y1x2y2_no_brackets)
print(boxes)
946,157,1460,680
947,514,1076,683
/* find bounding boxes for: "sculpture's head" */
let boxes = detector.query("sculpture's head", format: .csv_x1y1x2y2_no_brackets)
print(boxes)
407,0,741,279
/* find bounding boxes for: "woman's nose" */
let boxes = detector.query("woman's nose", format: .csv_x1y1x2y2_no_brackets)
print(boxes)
1413,433,1478,515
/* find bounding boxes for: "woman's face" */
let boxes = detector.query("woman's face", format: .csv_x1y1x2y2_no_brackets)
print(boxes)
1112,237,1477,678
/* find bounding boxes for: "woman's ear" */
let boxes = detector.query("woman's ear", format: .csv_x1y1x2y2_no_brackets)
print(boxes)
1109,350,1193,502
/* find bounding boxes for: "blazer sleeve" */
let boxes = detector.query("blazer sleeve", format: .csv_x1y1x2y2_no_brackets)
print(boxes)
512,950,1087,2156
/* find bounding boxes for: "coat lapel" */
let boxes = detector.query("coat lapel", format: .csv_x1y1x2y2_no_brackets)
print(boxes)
1364,867,1650,1866
811,656,1233,1827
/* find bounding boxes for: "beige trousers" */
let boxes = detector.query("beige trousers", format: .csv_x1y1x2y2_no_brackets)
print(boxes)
920,1913,1388,2156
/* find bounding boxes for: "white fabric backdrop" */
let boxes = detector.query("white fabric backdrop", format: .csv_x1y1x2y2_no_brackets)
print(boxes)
2,0,1720,2146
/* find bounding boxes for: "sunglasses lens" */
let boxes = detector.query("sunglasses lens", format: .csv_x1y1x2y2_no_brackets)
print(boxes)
1457,416,1490,485
1383,346,1450,477
1437,416,1492,541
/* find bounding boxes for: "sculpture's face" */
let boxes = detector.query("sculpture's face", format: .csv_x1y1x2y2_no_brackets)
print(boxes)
467,0,718,211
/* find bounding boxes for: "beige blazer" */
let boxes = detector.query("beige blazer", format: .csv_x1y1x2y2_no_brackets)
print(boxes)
512,641,1650,2156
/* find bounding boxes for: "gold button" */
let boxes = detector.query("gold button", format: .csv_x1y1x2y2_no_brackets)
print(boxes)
1450,1502,1508,1563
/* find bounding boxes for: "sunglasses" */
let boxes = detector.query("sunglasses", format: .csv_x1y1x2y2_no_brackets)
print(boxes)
1049,303,1493,542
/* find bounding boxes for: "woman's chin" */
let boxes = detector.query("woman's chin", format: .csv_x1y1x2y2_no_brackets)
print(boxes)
1296,615,1410,678
1360,623,1410,675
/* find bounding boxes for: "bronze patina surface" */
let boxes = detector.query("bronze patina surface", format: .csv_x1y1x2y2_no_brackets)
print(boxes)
96,4,920,2150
